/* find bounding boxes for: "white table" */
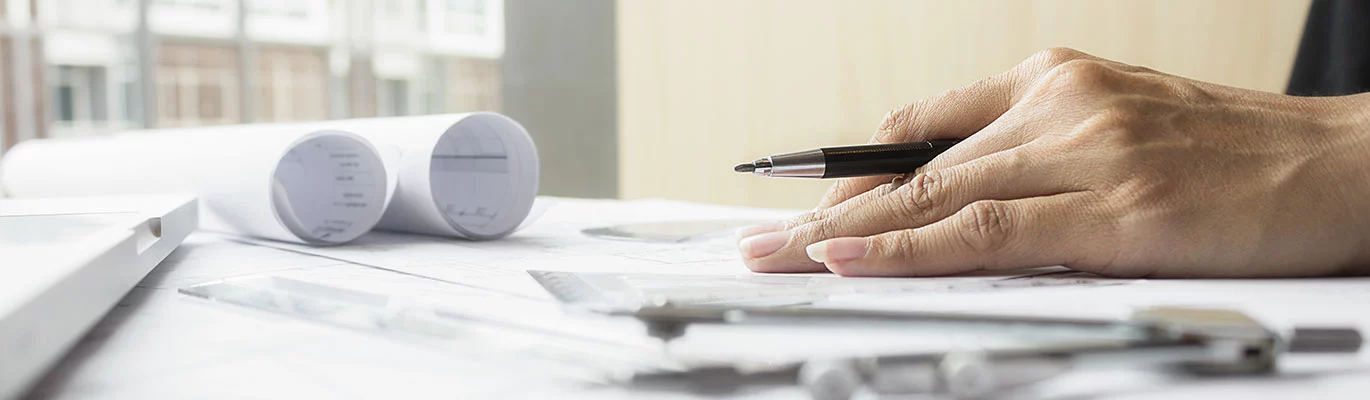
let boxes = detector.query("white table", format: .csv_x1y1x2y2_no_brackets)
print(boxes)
26,199,1370,400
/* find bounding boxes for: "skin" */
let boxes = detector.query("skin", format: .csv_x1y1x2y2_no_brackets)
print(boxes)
736,47,1370,278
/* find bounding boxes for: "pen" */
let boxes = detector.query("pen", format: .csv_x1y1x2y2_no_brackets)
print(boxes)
733,139,962,178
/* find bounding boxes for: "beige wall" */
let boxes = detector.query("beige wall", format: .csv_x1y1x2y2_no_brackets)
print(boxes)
617,0,1312,209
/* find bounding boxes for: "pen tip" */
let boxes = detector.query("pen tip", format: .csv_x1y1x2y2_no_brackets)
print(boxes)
734,163,755,173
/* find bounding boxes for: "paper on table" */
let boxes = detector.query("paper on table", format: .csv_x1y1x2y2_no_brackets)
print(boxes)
200,235,1145,371
261,113,540,240
230,198,802,299
40,232,1370,399
0,126,389,245
30,234,615,400
229,198,1130,309
178,266,692,382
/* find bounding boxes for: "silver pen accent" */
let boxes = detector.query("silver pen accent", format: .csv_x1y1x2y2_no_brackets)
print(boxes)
735,149,826,178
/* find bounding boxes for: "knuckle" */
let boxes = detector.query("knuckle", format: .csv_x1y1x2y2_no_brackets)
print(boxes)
1170,81,1217,106
982,149,1031,176
901,170,947,215
893,233,921,259
878,181,902,196
877,86,964,142
1019,59,1119,106
1071,100,1149,145
1041,59,1115,91
785,211,820,229
875,102,920,141
1096,106,1144,132
841,233,920,277
1005,149,1033,172
1024,47,1088,69
800,219,839,243
956,200,1013,254
1108,170,1170,210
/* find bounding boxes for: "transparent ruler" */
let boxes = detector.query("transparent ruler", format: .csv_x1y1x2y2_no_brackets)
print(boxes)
529,269,1129,309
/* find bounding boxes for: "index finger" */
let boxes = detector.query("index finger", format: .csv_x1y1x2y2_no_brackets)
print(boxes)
816,48,1093,209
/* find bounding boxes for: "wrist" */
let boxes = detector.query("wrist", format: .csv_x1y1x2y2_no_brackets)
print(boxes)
1339,94,1370,171
1313,93,1370,158
1327,93,1370,274
1344,93,1370,138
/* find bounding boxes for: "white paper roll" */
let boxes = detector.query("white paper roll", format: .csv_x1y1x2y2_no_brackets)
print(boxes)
0,127,388,245
285,113,540,240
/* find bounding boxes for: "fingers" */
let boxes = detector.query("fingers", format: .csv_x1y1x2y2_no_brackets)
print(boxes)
815,75,1022,210
809,191,1111,277
914,104,1047,173
815,49,1100,210
742,144,1084,273
790,180,905,228
737,180,907,273
737,180,901,244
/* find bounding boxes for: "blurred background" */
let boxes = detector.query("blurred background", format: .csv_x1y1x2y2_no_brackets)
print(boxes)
0,0,1314,209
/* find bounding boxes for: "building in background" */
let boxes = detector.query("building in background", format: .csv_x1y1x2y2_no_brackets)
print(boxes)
0,0,503,152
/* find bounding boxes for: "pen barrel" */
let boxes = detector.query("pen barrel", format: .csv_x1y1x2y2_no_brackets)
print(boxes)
820,140,958,178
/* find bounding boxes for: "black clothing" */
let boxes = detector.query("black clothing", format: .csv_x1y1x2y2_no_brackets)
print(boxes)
1288,0,1370,96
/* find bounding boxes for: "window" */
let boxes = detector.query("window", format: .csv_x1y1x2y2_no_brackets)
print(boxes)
51,65,111,135
153,0,227,12
250,0,312,20
155,44,240,127
383,0,399,16
416,0,428,32
444,0,487,36
53,66,107,123
255,46,328,122
449,57,499,112
377,78,410,117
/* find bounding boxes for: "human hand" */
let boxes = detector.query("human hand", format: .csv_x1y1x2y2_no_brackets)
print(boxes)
736,47,1370,278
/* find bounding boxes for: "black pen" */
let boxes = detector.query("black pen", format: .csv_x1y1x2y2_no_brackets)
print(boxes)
733,139,962,178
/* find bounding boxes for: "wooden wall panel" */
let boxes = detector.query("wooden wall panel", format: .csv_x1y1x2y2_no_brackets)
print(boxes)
618,0,1312,208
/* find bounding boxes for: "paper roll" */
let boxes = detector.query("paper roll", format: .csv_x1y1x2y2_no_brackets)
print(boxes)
0,126,389,245
283,113,541,240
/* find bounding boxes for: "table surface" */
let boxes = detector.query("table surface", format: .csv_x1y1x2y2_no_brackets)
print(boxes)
23,199,1370,399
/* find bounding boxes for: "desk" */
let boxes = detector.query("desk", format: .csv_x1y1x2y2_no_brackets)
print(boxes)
25,199,1370,399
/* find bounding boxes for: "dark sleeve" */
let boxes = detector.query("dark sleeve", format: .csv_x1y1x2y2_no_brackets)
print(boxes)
1287,0,1370,96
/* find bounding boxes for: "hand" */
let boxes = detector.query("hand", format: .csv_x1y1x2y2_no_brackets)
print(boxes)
736,47,1370,278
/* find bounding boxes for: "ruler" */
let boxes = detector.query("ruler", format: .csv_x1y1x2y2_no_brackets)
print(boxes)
528,269,1128,309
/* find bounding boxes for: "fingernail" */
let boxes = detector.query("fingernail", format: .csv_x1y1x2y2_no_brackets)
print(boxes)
807,237,869,263
734,221,786,243
738,230,792,258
